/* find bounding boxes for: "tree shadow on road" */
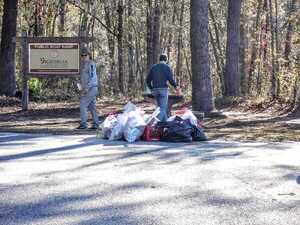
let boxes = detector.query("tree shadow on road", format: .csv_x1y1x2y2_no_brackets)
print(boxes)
0,178,298,225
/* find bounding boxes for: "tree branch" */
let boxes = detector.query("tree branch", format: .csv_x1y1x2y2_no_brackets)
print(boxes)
65,0,118,38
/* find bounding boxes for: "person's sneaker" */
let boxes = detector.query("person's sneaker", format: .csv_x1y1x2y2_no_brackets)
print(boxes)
76,125,88,130
89,125,99,130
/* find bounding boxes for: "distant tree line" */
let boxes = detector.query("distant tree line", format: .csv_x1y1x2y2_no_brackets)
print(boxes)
0,0,299,112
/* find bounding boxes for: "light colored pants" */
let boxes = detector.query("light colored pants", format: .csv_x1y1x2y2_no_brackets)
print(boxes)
80,87,99,127
152,88,168,122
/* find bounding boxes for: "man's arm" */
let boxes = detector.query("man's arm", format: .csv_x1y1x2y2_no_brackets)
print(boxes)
166,66,177,88
87,62,98,89
146,68,153,90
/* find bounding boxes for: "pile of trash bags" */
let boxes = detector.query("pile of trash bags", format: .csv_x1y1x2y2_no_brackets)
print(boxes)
97,102,207,143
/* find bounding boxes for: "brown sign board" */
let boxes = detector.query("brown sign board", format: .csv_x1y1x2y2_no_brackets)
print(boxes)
18,36,93,110
28,43,80,75
20,37,93,77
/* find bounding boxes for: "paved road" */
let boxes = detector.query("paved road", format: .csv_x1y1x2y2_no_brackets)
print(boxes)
0,132,299,225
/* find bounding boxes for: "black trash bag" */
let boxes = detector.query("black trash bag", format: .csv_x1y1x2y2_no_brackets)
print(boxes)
157,116,208,142
159,117,193,142
191,125,207,141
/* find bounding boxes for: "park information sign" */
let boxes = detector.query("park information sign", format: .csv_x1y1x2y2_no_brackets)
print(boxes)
28,43,80,75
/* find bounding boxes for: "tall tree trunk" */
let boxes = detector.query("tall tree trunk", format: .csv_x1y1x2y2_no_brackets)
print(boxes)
127,0,135,95
51,12,59,36
132,14,144,91
209,29,223,94
183,46,192,86
152,0,161,65
240,5,247,96
224,0,242,96
256,0,269,96
79,12,88,37
208,3,225,95
33,0,45,36
284,0,297,67
146,0,154,71
248,0,262,95
166,1,177,61
135,33,143,91
268,0,278,99
274,0,279,53
190,0,214,113
159,0,168,54
117,0,125,94
88,3,96,58
146,0,161,71
0,0,18,96
208,4,224,70
104,0,117,94
176,0,185,88
59,0,66,35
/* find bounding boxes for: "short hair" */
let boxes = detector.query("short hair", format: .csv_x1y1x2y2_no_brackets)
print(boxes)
159,54,168,62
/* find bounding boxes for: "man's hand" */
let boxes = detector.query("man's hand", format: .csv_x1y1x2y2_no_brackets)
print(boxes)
176,88,182,95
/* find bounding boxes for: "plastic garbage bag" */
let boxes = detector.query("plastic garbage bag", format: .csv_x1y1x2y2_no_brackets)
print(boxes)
109,113,129,141
127,110,146,127
124,110,146,143
181,110,198,127
124,101,137,113
102,114,118,139
160,117,193,142
191,125,207,141
163,108,207,142
124,126,145,143
167,115,176,122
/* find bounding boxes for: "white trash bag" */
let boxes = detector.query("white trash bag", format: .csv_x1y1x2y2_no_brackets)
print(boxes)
109,113,129,141
102,114,118,139
124,101,137,113
124,110,146,143
181,110,198,126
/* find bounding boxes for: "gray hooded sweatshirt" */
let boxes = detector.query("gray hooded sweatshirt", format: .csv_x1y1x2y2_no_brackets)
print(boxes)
80,60,98,91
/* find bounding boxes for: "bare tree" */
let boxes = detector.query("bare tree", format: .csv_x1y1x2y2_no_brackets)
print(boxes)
209,3,225,95
248,0,263,95
59,0,66,35
176,0,185,88
117,0,125,93
0,0,18,96
127,0,135,94
147,0,161,71
284,0,297,67
190,0,214,113
224,0,242,96
268,0,279,99
103,0,118,94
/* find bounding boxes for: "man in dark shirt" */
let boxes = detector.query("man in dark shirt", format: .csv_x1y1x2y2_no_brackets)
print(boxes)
146,54,179,121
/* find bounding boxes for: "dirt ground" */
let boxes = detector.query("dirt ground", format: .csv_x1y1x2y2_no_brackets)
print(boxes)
0,96,300,141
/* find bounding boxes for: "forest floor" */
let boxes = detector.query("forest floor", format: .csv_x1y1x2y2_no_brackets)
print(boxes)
0,96,299,142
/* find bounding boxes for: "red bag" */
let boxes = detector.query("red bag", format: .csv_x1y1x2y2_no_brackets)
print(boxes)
142,125,164,141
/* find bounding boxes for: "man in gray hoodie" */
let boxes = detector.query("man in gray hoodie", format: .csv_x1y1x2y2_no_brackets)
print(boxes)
77,47,99,129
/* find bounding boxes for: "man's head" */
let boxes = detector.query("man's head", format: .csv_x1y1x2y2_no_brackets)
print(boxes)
159,54,168,63
81,47,91,61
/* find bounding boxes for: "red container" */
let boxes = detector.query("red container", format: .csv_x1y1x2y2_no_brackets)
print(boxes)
142,125,164,141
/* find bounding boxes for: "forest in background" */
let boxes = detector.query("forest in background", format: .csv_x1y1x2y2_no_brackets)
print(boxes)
0,0,299,113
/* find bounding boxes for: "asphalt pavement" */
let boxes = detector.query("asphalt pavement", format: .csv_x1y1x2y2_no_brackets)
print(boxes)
0,132,299,225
